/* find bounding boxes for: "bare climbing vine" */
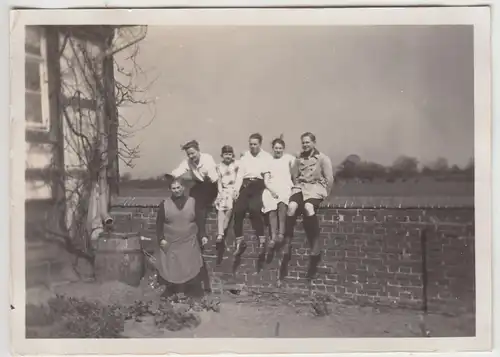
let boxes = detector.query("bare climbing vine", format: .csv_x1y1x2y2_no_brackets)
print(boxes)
28,26,155,276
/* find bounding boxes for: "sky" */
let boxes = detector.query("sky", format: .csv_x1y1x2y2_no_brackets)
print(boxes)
116,25,474,179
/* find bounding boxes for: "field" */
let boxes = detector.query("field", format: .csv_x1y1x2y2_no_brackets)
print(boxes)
119,178,474,202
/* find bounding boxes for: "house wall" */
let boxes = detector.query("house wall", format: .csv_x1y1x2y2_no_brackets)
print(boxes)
25,26,114,288
59,32,104,233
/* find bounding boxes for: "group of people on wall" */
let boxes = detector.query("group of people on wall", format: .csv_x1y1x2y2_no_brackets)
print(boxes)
153,132,334,298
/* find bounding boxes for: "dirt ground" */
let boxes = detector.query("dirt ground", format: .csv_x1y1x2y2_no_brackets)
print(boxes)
122,295,474,338
26,278,474,339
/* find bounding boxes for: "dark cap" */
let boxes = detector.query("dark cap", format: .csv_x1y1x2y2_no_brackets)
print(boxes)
221,145,234,155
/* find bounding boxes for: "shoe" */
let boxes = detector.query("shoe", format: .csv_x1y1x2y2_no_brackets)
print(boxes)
233,239,247,257
215,234,224,250
268,235,277,250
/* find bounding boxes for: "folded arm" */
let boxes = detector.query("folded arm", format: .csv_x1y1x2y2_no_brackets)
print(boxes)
171,159,189,179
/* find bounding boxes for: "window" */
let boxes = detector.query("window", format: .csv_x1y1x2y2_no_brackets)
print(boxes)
25,26,50,131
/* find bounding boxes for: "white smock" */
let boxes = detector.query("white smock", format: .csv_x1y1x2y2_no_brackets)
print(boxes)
261,153,295,214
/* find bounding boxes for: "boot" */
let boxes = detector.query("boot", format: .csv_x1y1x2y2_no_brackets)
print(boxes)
306,254,321,280
233,236,247,257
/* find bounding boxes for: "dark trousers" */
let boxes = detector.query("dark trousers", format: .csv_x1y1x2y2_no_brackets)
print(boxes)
233,179,266,237
285,192,322,255
189,180,218,239
188,180,217,291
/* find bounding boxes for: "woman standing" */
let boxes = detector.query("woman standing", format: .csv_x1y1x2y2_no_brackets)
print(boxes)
155,179,204,298
261,136,295,250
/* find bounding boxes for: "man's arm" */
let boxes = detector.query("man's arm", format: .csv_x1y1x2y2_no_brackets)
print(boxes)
321,154,335,196
288,154,296,178
290,155,300,186
233,158,246,194
216,166,223,194
171,159,189,179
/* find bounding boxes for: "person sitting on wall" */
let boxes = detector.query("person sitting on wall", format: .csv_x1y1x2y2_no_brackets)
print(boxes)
214,145,239,249
261,135,296,253
232,133,273,257
281,132,334,280
170,140,219,247
155,179,205,298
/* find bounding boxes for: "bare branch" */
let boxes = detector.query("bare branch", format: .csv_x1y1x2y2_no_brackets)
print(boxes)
34,26,154,269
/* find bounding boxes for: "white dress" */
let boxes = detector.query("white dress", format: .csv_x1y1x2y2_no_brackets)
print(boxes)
261,153,295,214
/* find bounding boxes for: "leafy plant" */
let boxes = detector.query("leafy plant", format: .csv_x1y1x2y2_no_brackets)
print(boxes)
26,293,220,338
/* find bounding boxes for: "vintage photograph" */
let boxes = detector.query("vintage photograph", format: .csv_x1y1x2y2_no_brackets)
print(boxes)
11,6,492,355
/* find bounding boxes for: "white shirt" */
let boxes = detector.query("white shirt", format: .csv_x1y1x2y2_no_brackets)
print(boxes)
171,152,218,183
234,150,272,191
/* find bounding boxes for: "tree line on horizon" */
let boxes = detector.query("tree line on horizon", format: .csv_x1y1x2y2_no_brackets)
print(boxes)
119,154,474,184
335,154,474,183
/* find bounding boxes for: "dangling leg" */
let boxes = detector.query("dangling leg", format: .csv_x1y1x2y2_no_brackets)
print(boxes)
189,183,212,291
283,201,299,255
223,209,232,234
215,209,228,265
249,207,266,255
216,209,226,242
267,210,278,249
303,201,322,280
247,181,267,255
276,202,288,245
278,200,300,282
233,189,248,256
189,182,206,248
196,181,218,246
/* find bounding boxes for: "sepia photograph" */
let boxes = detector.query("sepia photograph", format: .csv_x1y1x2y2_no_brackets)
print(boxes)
10,6,492,355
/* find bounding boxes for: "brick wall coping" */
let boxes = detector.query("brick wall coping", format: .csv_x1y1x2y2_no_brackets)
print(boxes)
111,195,474,209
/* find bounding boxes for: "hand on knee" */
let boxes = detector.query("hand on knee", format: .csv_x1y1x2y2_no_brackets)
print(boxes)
304,202,315,217
287,202,298,216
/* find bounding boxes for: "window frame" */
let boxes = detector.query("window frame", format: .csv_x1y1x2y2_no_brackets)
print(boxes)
25,27,50,132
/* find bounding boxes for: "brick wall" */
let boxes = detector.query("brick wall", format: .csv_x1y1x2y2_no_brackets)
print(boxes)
110,196,475,316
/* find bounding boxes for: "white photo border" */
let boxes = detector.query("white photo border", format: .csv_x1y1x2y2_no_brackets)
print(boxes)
9,6,492,355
